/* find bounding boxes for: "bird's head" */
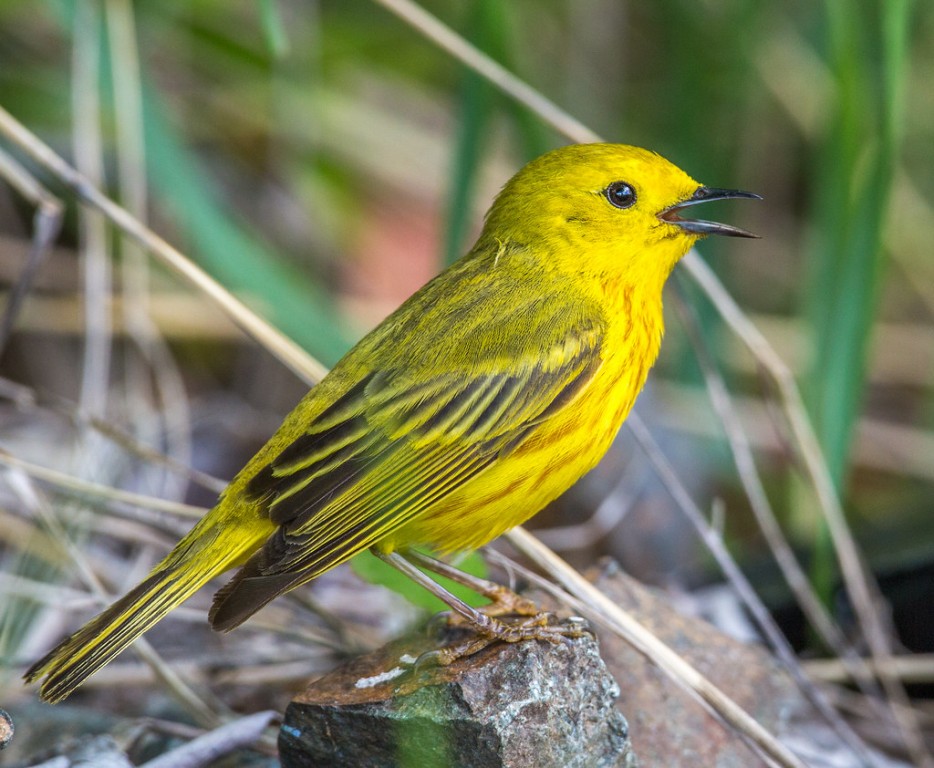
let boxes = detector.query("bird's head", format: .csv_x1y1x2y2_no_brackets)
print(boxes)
480,143,759,290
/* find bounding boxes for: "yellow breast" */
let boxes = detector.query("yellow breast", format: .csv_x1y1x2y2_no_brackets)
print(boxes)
387,282,664,553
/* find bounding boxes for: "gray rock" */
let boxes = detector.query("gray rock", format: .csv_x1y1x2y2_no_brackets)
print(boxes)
588,560,803,767
0,708,12,751
280,620,635,767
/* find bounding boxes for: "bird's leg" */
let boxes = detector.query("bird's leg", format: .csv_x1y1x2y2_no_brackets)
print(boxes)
374,550,589,667
401,549,540,619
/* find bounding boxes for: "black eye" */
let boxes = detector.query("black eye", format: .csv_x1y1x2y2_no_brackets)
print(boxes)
605,181,636,209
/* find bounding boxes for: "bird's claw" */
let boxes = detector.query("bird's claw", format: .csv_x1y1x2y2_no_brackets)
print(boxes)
412,612,594,670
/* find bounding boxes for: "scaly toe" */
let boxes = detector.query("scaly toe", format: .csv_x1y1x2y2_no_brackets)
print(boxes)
410,613,593,672
481,587,541,618
413,634,497,669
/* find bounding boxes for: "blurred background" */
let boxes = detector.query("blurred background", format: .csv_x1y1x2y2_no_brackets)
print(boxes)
0,0,932,761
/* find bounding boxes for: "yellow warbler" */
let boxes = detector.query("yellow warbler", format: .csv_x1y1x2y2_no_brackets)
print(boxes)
26,143,758,702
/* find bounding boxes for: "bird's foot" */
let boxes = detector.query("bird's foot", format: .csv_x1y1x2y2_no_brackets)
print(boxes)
442,585,541,627
416,613,592,668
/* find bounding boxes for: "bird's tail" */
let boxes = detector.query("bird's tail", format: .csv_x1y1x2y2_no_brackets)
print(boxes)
24,517,266,703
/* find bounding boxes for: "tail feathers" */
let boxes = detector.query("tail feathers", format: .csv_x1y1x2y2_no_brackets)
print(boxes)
24,565,209,703
209,562,299,632
208,536,351,632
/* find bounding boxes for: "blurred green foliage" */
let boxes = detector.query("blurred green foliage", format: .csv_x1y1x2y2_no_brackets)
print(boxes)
804,0,913,600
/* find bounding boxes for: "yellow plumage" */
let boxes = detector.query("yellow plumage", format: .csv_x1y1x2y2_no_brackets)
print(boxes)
25,143,758,702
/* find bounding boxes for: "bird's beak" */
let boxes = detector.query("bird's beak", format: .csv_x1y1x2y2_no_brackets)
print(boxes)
658,186,761,239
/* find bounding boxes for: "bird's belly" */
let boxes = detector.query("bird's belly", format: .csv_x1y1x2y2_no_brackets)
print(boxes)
383,361,643,554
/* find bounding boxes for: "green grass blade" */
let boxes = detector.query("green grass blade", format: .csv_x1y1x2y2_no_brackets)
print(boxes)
258,0,290,59
806,0,913,600
443,2,498,266
141,83,352,367
444,1,553,267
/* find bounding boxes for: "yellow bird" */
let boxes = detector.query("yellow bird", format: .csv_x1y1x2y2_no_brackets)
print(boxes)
26,143,758,702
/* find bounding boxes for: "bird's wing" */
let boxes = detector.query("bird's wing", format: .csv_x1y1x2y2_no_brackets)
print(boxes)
209,311,603,630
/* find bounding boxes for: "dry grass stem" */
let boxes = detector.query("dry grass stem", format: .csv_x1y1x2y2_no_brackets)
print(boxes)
532,461,640,550
805,655,934,687
654,380,934,483
72,1,112,417
620,414,875,765
136,710,278,768
671,284,892,733
684,254,930,766
0,573,97,610
0,147,63,356
105,0,195,508
0,377,227,493
371,0,602,145
671,282,844,653
0,448,207,520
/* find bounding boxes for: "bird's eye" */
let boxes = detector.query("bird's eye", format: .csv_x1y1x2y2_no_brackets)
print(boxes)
605,181,636,209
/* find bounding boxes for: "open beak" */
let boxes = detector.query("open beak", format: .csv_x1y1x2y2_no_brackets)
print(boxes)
658,186,761,239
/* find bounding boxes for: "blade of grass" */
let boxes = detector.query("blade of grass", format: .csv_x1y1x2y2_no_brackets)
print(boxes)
443,1,551,267
809,4,926,764
140,86,351,367
807,0,911,523
258,0,290,59
443,0,498,267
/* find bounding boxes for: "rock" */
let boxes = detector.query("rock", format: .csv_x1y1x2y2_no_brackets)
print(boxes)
279,619,635,768
588,559,803,767
0,708,12,750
